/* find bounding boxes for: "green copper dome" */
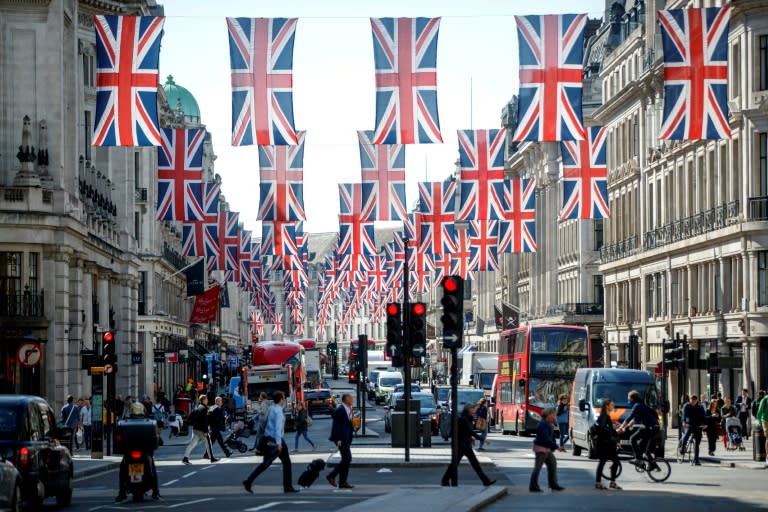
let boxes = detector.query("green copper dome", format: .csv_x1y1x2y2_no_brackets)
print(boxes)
163,75,201,122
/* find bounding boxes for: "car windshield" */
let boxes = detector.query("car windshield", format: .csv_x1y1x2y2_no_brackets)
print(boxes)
379,377,402,387
592,382,659,409
411,393,436,409
456,390,485,409
306,391,330,400
436,387,451,401
0,407,18,440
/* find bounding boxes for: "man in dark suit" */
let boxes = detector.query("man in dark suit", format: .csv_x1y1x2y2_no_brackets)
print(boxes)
326,393,354,489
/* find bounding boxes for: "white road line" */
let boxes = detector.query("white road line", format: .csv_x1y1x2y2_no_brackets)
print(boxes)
168,497,215,508
245,501,314,512
161,478,179,486
182,470,197,478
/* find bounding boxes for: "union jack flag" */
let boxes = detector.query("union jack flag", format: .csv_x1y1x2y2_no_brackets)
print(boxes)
457,129,507,220
358,131,407,221
419,180,456,254
500,178,537,253
338,184,376,256
258,131,306,221
658,5,732,140
92,15,165,147
432,252,452,285
513,14,586,142
468,219,499,272
451,228,475,281
368,254,388,297
370,17,442,144
218,211,239,273
156,128,205,221
182,214,218,264
239,230,252,291
203,182,221,215
261,220,301,259
272,312,283,335
560,126,609,220
226,17,298,146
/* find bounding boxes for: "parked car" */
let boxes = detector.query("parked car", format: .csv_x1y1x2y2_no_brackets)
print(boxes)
383,392,439,435
393,383,421,394
0,455,22,512
0,395,73,508
375,372,403,405
304,389,337,415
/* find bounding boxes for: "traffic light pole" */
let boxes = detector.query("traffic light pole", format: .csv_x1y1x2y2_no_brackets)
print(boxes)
449,345,459,486
402,235,411,462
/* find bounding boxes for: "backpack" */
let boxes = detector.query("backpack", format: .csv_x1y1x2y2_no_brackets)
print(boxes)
153,404,164,422
187,407,198,426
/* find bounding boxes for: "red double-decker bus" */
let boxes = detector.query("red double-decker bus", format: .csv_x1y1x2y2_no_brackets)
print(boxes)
495,324,591,435
347,338,376,384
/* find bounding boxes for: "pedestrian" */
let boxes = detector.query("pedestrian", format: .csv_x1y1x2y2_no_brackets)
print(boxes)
114,394,125,420
715,392,724,410
705,399,721,456
721,397,736,448
151,397,166,447
242,391,298,494
79,399,92,451
73,398,85,450
735,388,753,439
556,394,569,448
250,392,271,452
593,398,621,490
208,396,232,458
529,408,565,492
121,396,133,419
752,390,766,418
326,393,355,489
166,411,181,438
60,395,80,454
293,401,315,452
440,404,496,487
755,392,768,468
475,398,490,451
680,394,706,465
182,395,215,464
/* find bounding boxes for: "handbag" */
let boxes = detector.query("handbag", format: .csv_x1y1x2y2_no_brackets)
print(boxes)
306,417,313,427
257,435,277,453
475,417,488,431
75,427,84,445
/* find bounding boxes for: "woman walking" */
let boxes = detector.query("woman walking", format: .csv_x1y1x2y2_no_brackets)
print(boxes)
593,399,621,490
293,401,315,452
529,408,565,493
721,398,736,448
440,404,495,486
705,399,721,456
556,394,570,448
474,398,490,451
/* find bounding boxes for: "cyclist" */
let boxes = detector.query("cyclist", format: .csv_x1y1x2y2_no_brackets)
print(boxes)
680,394,706,465
617,390,661,466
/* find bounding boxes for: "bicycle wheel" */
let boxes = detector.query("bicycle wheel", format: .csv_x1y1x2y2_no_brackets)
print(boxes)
646,457,671,482
600,460,623,480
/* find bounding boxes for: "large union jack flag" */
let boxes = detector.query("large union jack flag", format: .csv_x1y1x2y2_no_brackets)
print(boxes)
513,14,586,142
500,178,537,253
559,126,609,220
217,211,239,272
261,220,301,259
451,228,475,281
93,15,164,147
156,128,205,221
419,180,456,254
370,17,442,144
658,5,731,140
258,131,306,221
227,17,298,146
457,129,507,220
358,131,407,221
469,219,499,272
181,213,218,263
338,184,377,256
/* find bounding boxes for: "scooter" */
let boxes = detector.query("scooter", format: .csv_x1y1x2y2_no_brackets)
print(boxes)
115,418,160,502
122,449,157,501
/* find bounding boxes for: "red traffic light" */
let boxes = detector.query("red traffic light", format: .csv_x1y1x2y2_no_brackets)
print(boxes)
102,331,114,343
411,303,426,316
443,277,459,292
386,303,400,316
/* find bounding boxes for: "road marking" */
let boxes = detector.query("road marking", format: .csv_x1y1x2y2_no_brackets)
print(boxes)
245,501,314,512
182,470,197,478
162,478,179,486
168,497,216,509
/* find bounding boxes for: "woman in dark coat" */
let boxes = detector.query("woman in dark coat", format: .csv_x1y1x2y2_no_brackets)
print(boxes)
705,399,721,456
440,404,495,486
594,399,622,490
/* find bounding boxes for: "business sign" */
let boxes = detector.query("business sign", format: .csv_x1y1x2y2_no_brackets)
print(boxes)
131,352,143,365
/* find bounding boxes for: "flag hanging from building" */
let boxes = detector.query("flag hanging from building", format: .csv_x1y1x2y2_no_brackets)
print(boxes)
258,131,306,221
500,178,537,253
358,131,407,221
457,129,508,220
226,17,299,146
184,258,205,297
468,219,499,272
92,15,165,147
189,284,220,324
261,220,301,258
419,180,456,254
203,182,221,215
370,17,442,144
657,5,731,140
156,128,206,221
217,211,240,272
512,13,586,142
559,126,609,220
451,228,475,281
239,230,252,291
338,184,376,256
272,312,283,335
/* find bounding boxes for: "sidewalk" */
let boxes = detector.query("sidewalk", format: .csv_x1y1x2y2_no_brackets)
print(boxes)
663,428,766,469
337,485,508,512
71,453,122,479
328,447,494,468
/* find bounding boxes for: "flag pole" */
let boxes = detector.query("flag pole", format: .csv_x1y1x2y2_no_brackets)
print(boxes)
162,256,205,282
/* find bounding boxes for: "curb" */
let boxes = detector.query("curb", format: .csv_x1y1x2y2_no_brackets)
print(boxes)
722,461,767,470
74,461,121,479
464,486,509,512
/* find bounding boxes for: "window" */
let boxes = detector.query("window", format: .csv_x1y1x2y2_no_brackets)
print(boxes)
82,52,95,88
732,42,741,98
138,271,147,316
28,253,39,294
0,252,22,296
671,270,679,316
760,133,768,196
593,220,604,250
759,252,768,307
134,211,141,246
593,275,604,306
647,275,655,319
760,35,768,91
134,151,141,188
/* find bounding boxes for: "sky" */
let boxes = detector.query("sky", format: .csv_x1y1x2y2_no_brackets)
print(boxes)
158,0,605,235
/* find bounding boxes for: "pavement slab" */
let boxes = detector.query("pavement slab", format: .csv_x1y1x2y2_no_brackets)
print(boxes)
336,485,508,512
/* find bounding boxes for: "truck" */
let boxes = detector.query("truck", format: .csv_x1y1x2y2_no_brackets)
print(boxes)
460,351,498,392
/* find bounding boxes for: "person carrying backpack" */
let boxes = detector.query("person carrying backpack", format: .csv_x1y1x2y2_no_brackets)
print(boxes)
593,399,621,490
182,396,215,464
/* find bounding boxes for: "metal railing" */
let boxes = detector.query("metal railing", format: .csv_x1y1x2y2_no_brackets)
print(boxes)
643,200,740,251
600,235,638,263
0,290,45,317
748,196,768,220
162,244,187,271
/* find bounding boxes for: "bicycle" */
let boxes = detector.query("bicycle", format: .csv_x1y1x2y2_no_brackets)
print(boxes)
677,425,705,465
601,431,671,482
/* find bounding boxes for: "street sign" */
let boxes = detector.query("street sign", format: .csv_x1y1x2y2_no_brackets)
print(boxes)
103,364,113,374
17,342,41,367
131,352,143,365
228,356,239,368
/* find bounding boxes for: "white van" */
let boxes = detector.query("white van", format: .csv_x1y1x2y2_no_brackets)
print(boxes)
375,371,403,405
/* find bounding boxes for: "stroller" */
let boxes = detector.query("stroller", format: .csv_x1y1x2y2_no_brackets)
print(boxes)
223,420,251,454
724,417,745,451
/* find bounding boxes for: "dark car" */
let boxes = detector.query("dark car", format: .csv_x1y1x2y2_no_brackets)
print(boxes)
0,395,73,508
384,392,439,435
304,389,336,415
0,456,22,512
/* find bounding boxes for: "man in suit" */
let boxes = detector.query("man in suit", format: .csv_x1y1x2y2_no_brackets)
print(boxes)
326,393,355,489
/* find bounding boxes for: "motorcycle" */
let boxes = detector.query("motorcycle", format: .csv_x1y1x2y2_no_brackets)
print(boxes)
115,418,160,502
122,449,157,501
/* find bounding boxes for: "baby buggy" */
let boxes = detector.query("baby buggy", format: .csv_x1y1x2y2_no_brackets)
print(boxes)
223,420,251,453
725,417,745,451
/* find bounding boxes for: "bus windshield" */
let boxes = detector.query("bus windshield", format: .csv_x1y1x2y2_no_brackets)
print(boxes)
528,377,574,409
592,382,659,409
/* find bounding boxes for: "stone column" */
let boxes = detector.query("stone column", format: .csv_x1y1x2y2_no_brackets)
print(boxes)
68,257,86,400
83,265,97,349
97,273,110,330
44,248,72,409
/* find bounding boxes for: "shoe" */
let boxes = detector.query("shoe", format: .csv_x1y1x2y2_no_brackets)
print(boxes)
529,486,543,492
551,485,565,491
693,460,701,466
151,493,160,500
225,452,233,458
326,475,337,488
115,494,126,503
312,445,317,451
483,480,496,487
628,458,641,466
242,480,252,494
210,457,219,463
441,481,450,487
595,483,606,490
181,457,191,465
478,448,487,452
284,487,300,493
339,483,354,489
203,454,210,459
709,451,714,456
609,482,622,490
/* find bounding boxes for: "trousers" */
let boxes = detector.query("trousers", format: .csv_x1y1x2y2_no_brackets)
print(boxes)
441,444,491,485
530,451,559,489
327,442,351,485
184,429,212,459
245,440,293,490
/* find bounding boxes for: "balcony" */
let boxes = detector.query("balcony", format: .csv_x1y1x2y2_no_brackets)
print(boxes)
544,303,604,317
135,187,148,203
748,196,768,220
0,290,45,317
643,200,740,251
162,244,187,271
600,235,638,263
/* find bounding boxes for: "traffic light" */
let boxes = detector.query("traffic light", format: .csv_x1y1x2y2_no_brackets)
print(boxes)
662,338,684,369
102,330,116,366
355,335,369,372
407,302,427,361
202,372,209,383
628,334,639,369
385,303,403,367
327,342,337,358
440,276,464,348
212,359,220,384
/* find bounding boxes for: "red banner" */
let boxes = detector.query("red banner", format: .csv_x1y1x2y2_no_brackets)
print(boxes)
189,285,220,324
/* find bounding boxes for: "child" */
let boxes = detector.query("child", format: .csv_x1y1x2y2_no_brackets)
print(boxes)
529,408,565,492
166,412,181,438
